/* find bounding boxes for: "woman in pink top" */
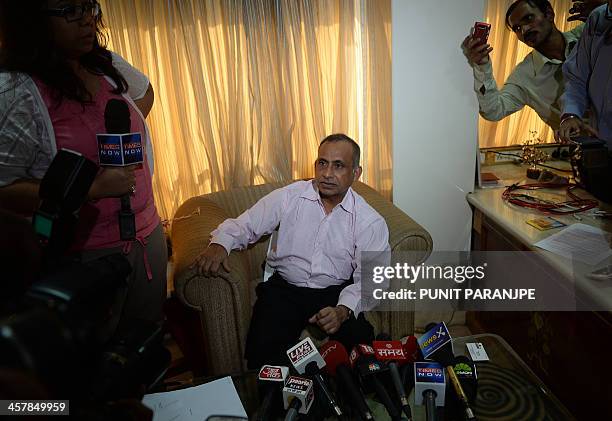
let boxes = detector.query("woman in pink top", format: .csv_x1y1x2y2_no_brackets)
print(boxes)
0,1,166,334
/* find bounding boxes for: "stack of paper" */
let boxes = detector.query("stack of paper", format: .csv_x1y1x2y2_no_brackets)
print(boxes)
142,376,247,421
534,223,612,266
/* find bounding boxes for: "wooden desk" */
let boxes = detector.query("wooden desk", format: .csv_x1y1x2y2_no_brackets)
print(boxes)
467,162,612,419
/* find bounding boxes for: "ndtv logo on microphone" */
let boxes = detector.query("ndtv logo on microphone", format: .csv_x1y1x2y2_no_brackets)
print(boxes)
320,342,337,360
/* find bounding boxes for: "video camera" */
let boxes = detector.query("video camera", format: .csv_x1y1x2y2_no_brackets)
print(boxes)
0,150,170,415
570,136,612,203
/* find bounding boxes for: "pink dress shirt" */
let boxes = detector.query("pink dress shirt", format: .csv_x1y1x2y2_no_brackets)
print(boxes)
211,180,390,316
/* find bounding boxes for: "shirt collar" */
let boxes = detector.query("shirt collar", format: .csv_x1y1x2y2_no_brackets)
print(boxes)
531,30,578,75
302,180,355,214
607,4,612,20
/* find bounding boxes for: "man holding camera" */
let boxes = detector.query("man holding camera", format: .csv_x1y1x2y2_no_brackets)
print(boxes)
559,1,612,146
462,0,605,130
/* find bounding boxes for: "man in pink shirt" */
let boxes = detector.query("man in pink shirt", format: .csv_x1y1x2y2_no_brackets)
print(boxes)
193,134,390,368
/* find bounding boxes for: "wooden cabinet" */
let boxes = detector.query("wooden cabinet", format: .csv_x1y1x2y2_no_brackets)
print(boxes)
468,178,612,419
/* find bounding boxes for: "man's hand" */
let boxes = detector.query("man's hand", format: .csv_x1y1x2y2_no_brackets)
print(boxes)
568,0,606,22
308,306,350,335
190,243,231,276
462,33,493,66
558,116,598,142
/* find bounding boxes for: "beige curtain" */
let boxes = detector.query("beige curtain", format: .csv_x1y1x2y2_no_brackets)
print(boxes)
98,0,392,220
479,0,580,148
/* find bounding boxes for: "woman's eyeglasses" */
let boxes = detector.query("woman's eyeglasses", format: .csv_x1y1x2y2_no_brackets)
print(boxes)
42,2,100,23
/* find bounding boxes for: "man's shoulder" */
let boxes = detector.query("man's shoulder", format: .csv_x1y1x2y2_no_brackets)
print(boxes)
586,4,611,34
0,72,32,96
280,180,314,195
351,189,387,226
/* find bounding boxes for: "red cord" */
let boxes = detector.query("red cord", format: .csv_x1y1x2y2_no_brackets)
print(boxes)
501,183,598,215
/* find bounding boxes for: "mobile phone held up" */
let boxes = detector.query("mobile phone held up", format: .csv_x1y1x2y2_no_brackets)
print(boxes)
473,21,491,44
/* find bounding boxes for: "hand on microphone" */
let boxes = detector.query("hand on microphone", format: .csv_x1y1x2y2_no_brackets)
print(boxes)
308,305,349,334
88,166,137,200
192,243,231,276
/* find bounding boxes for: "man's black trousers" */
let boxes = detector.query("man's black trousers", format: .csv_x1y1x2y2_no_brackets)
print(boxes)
245,272,374,369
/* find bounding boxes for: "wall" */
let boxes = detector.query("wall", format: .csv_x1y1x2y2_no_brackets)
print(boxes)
392,0,485,251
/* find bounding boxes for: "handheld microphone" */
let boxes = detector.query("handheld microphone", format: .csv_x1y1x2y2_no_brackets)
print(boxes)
254,365,289,421
351,344,402,421
418,322,476,420
320,340,373,421
98,99,143,241
374,335,413,420
282,376,314,421
414,361,446,421
286,337,342,417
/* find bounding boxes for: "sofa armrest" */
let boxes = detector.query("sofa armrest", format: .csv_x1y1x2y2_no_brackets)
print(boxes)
353,182,433,339
171,196,252,373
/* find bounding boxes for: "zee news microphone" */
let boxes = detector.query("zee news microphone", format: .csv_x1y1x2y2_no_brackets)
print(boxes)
283,376,314,421
374,334,413,420
418,322,476,420
320,340,373,421
99,99,144,241
254,365,289,421
287,337,342,417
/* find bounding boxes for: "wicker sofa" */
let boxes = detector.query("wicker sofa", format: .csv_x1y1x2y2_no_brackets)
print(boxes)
170,181,433,376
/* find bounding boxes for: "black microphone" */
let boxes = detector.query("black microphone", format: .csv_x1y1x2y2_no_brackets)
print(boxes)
286,337,342,417
445,355,478,418
102,99,136,241
374,333,413,420
254,365,289,421
414,361,446,421
320,341,373,421
351,344,403,421
282,376,314,421
418,322,476,421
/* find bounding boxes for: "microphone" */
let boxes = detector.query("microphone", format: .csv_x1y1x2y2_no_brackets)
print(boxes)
254,365,289,421
399,335,420,397
350,344,403,421
98,99,144,241
282,376,314,421
286,337,342,417
414,361,446,421
320,340,373,421
374,335,413,420
400,335,422,363
446,356,478,417
417,322,476,420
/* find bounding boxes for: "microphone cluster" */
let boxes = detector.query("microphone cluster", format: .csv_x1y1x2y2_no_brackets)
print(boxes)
254,323,479,420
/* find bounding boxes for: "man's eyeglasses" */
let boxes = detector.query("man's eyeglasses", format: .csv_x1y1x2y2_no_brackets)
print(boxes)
42,2,100,23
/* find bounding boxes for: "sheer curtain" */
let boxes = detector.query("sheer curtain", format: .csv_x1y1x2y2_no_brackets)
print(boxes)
98,0,392,219
479,0,580,148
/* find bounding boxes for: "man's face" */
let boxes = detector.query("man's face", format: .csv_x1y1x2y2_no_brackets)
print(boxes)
508,2,555,48
314,141,361,202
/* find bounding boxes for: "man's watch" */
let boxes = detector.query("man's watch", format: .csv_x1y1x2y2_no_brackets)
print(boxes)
339,305,353,321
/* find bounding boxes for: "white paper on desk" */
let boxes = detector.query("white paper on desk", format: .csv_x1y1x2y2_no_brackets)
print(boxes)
142,376,247,421
534,223,612,266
